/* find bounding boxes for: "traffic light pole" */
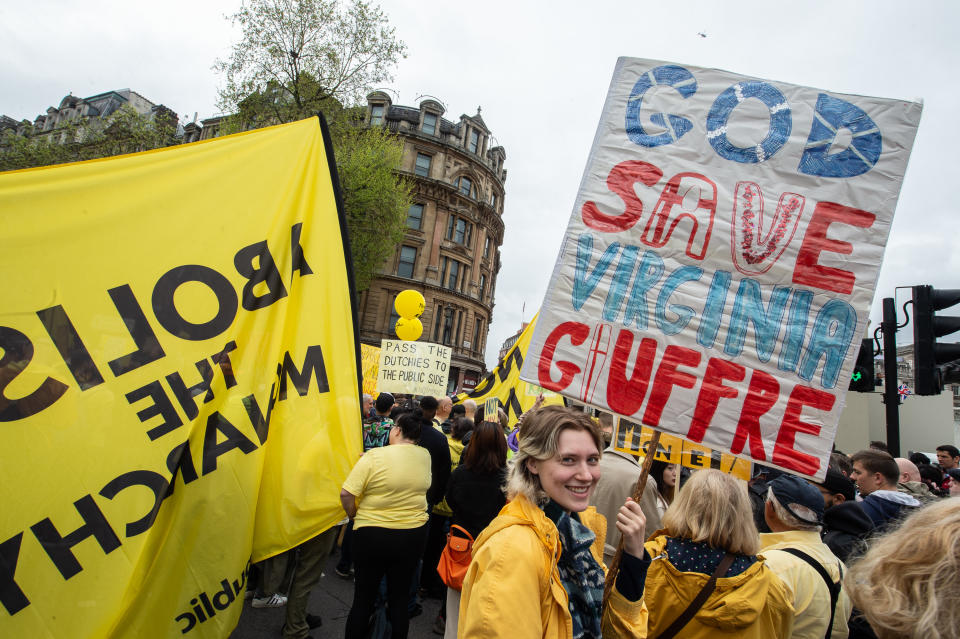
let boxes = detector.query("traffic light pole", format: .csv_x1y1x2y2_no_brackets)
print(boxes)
882,297,901,457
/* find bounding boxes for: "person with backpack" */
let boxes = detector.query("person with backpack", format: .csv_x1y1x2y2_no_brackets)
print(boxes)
760,474,852,639
642,469,794,638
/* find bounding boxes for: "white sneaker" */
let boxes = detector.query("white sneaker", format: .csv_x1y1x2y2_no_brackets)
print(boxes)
251,593,287,608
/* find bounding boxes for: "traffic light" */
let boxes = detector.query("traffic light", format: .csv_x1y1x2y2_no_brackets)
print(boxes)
849,338,875,392
912,285,960,395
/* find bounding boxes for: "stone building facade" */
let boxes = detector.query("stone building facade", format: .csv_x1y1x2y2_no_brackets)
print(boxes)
1,89,175,139
359,92,507,394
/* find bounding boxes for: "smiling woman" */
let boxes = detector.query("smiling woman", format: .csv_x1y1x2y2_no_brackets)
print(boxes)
458,406,650,639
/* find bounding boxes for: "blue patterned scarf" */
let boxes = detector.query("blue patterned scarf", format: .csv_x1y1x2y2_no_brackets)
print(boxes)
544,501,605,639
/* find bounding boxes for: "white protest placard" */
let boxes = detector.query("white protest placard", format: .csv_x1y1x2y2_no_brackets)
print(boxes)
378,340,451,397
519,57,922,479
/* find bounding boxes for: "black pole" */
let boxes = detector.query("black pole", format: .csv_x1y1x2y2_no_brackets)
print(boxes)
882,297,901,457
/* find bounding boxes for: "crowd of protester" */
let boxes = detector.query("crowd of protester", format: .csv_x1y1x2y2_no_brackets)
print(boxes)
253,393,960,639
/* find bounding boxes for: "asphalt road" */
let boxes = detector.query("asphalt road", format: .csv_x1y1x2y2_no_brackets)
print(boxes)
229,549,441,639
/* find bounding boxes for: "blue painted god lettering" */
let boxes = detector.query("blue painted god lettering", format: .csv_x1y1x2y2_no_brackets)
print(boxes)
706,81,792,163
625,65,697,147
799,93,882,178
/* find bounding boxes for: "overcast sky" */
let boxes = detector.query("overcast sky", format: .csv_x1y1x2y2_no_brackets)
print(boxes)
3,0,958,368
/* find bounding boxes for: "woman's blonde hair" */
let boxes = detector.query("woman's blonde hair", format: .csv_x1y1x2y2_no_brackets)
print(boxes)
846,499,960,639
661,469,759,555
505,406,603,504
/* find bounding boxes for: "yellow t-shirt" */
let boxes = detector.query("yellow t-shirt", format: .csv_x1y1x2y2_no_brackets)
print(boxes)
342,443,431,530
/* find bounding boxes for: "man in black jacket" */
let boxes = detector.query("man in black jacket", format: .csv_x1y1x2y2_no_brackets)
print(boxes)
414,404,452,601
851,449,921,530
815,467,874,562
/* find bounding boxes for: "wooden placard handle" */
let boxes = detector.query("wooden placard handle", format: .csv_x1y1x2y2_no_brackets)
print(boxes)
601,429,660,610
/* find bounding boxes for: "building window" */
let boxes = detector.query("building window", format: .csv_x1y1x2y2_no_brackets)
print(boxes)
446,366,460,395
370,104,385,126
441,308,455,345
483,236,490,258
441,257,462,291
415,153,431,177
474,318,483,350
433,304,444,341
397,246,416,278
422,112,437,135
406,203,423,230
490,192,498,208
446,216,472,245
479,274,486,300
456,176,473,197
469,129,480,153
389,303,400,335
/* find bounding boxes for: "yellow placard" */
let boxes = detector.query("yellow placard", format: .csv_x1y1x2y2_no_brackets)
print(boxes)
360,344,381,396
612,418,751,480
0,117,362,637
455,314,564,426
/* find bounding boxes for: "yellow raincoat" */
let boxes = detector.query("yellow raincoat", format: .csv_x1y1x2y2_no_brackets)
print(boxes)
642,534,794,638
459,493,647,639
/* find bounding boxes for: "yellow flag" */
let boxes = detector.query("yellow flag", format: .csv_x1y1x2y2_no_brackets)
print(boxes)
0,117,362,638
455,314,564,426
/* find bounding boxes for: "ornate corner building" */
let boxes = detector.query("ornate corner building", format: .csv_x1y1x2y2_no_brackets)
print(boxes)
359,92,506,395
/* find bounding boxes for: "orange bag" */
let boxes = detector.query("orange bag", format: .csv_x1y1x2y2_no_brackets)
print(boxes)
437,525,474,591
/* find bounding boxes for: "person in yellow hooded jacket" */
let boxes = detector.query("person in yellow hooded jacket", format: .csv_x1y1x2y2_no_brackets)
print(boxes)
642,469,795,638
458,406,649,639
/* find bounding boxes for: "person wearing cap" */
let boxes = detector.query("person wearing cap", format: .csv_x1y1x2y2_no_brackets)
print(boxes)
815,468,874,563
850,449,921,530
760,474,852,639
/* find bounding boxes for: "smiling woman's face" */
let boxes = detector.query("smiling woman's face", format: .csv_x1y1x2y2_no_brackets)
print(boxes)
527,428,601,512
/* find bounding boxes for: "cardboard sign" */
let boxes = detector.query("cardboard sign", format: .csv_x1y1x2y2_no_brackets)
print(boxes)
483,397,500,421
360,343,381,396
377,340,450,397
520,57,922,479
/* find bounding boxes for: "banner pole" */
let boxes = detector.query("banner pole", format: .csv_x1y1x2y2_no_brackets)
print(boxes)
601,429,660,610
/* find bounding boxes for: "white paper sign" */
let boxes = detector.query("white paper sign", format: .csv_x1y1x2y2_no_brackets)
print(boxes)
378,340,451,397
520,57,922,479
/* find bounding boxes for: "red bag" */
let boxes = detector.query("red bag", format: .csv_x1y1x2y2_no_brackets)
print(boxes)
437,525,474,591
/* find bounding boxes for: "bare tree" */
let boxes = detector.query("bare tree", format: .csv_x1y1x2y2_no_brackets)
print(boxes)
215,0,407,114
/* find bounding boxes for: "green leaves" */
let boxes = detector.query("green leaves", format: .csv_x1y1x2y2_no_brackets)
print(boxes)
0,106,179,172
214,0,406,113
335,124,412,291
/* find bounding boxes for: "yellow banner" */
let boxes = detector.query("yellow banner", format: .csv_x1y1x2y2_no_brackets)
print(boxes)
0,118,362,637
455,314,564,426
612,418,751,480
360,344,380,396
